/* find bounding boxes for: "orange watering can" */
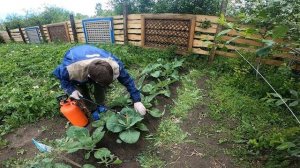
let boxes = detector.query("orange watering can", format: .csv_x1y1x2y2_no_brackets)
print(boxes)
58,95,88,127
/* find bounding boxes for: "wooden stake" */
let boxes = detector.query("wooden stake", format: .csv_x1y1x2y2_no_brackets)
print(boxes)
69,14,78,43
123,1,128,44
209,0,228,63
38,22,47,43
18,25,26,43
6,26,14,42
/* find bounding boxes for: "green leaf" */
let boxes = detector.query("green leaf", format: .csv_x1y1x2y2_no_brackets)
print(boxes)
272,25,289,39
148,108,164,118
119,108,144,128
92,127,105,142
225,36,240,45
94,148,111,159
289,101,298,107
216,29,231,37
112,158,123,165
119,129,140,144
290,90,298,97
150,71,161,78
65,141,82,153
276,142,296,150
142,84,155,93
85,152,91,160
82,164,96,168
116,139,122,144
66,126,89,139
256,46,272,57
91,120,105,128
106,114,125,133
53,163,72,168
136,123,149,131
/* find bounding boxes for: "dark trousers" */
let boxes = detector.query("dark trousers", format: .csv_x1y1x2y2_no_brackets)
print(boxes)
76,83,106,112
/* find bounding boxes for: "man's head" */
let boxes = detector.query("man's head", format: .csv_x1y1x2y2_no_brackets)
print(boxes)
88,60,113,86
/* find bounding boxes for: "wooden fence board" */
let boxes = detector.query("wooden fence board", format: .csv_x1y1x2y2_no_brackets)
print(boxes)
196,15,219,23
114,24,124,29
128,34,141,41
194,34,215,41
128,29,141,34
221,36,263,47
192,48,210,55
113,20,124,24
114,30,124,35
128,23,141,29
115,35,124,41
195,27,217,34
128,14,141,20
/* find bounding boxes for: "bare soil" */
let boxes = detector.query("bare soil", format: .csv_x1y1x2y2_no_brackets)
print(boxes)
157,76,235,168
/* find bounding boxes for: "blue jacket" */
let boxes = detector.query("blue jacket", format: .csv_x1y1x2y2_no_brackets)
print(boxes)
53,45,141,103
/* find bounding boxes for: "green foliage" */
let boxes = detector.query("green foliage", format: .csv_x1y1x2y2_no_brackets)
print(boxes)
0,43,74,137
109,0,221,15
2,6,88,29
209,56,300,166
106,108,147,143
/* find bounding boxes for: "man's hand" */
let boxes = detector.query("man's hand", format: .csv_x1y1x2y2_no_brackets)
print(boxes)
134,102,146,115
70,90,83,100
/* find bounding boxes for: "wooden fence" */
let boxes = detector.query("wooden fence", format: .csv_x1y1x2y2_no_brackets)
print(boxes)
1,13,299,70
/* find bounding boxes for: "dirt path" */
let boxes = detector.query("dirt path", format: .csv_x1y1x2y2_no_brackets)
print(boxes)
158,77,235,168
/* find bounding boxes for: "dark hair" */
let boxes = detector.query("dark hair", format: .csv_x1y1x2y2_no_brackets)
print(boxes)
88,60,113,86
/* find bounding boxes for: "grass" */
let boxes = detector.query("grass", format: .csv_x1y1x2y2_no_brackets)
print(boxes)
170,69,203,119
138,69,203,167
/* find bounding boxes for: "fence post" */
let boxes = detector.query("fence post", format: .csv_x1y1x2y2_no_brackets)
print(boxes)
69,14,78,43
209,0,228,63
6,26,14,42
123,1,128,44
38,22,47,43
18,25,26,43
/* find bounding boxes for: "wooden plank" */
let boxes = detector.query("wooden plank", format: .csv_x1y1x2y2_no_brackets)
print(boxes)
116,41,125,44
128,23,141,29
114,30,124,35
221,36,263,47
141,15,145,47
189,17,196,50
194,34,215,41
114,35,124,41
192,48,210,55
196,15,219,23
128,20,141,24
128,14,141,20
195,27,217,34
143,13,195,20
218,44,256,52
272,53,300,62
128,34,141,41
193,39,213,48
227,29,262,40
113,19,124,24
128,29,141,34
196,22,218,29
114,24,124,30
113,15,123,19
129,41,141,46
215,50,238,58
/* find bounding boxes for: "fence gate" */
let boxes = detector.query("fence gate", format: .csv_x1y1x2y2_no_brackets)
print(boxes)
82,18,114,44
25,27,41,43
46,23,70,42
141,15,195,52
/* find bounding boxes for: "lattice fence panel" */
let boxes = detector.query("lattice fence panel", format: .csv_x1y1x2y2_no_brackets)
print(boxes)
25,27,41,43
47,23,70,42
82,18,114,44
144,19,192,51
